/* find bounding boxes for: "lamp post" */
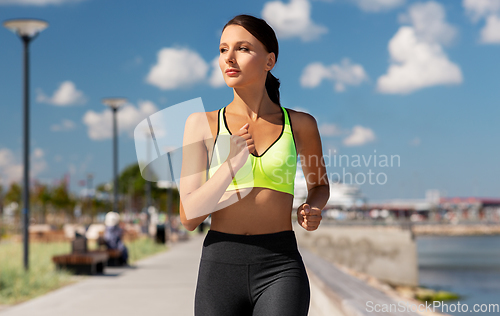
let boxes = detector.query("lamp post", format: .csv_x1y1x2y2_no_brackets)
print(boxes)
102,98,127,214
3,19,48,272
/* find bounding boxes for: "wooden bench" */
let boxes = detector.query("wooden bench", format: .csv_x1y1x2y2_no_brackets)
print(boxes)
52,252,108,275
89,248,123,267
52,236,110,275
94,236,125,266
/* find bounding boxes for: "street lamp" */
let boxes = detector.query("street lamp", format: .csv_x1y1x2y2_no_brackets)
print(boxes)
3,18,48,272
102,97,127,213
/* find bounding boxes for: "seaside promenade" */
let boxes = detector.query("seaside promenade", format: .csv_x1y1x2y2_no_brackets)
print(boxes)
0,227,424,316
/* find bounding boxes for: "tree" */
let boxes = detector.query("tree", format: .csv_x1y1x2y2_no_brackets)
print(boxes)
4,182,22,224
32,181,51,224
51,181,75,219
5,182,22,206
0,183,4,216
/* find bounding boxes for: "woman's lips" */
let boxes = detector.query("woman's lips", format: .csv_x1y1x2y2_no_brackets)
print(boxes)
226,69,240,76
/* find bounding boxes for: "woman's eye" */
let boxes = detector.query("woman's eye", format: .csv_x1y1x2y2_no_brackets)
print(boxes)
219,47,248,53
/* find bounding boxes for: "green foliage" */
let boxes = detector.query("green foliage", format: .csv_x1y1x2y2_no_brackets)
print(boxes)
415,287,461,302
51,183,74,210
119,163,145,195
0,241,76,305
4,183,21,206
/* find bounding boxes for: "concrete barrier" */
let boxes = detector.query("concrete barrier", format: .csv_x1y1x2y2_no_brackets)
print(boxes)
294,223,418,286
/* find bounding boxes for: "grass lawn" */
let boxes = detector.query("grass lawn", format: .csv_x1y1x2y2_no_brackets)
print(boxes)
0,234,172,306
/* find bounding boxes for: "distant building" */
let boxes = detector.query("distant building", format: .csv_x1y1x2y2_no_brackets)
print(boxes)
293,167,366,210
366,190,500,222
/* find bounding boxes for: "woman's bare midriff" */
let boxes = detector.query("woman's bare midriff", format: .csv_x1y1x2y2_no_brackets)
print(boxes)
210,187,294,235
205,110,295,236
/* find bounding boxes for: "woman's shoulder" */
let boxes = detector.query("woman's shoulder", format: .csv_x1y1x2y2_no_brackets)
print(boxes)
185,109,221,130
187,109,219,123
185,109,223,143
285,108,321,155
285,107,318,132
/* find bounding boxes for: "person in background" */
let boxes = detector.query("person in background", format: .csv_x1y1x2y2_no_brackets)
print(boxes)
104,211,129,265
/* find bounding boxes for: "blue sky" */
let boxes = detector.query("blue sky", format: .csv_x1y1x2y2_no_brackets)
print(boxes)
0,0,499,201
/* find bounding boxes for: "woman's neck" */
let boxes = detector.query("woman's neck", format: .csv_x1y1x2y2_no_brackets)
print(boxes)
230,84,278,121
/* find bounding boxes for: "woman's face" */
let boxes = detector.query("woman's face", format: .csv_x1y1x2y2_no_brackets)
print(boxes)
219,25,275,88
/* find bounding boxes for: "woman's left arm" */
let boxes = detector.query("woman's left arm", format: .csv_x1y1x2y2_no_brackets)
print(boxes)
292,110,330,231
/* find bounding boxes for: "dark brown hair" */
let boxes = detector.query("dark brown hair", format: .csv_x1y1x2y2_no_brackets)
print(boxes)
223,14,281,106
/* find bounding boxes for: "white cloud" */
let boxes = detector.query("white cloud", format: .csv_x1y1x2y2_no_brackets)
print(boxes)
33,148,44,159
83,100,158,141
300,63,333,88
377,2,462,94
377,27,462,94
0,0,84,5
463,0,500,22
352,0,405,12
37,81,87,106
208,56,226,88
343,125,375,146
301,58,368,92
0,148,22,187
319,123,344,136
146,47,209,90
262,0,328,41
50,119,76,132
0,147,47,188
481,14,500,43
463,0,500,44
32,148,47,176
398,1,457,45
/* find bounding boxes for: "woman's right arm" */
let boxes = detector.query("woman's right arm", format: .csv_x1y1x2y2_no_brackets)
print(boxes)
179,112,252,231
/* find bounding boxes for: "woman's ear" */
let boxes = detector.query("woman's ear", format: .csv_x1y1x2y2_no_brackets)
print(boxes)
265,52,276,71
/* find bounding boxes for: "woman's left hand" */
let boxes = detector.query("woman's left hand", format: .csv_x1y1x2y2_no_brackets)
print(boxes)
297,203,322,231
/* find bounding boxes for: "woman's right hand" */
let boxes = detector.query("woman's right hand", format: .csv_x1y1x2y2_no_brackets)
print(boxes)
227,123,255,171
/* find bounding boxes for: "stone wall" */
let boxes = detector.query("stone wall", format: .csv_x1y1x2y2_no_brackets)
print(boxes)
294,223,418,286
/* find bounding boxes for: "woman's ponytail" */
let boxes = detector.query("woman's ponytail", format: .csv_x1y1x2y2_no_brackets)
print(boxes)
265,71,281,106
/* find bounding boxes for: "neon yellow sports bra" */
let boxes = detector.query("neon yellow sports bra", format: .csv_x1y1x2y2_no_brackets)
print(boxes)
208,106,297,195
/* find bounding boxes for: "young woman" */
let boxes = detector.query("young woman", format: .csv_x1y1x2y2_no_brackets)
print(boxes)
179,14,329,316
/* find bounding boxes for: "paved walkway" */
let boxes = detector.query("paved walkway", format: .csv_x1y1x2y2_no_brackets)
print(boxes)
0,233,206,316
0,228,421,316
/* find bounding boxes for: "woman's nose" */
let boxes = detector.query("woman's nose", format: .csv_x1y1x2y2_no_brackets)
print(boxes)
225,50,235,64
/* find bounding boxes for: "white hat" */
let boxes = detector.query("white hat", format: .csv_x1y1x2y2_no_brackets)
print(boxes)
104,211,120,227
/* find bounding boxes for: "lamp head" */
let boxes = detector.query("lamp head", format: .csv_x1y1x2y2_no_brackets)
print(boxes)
3,19,48,40
102,97,127,110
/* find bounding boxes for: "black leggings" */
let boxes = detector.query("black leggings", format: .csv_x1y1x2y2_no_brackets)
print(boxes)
194,229,310,316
